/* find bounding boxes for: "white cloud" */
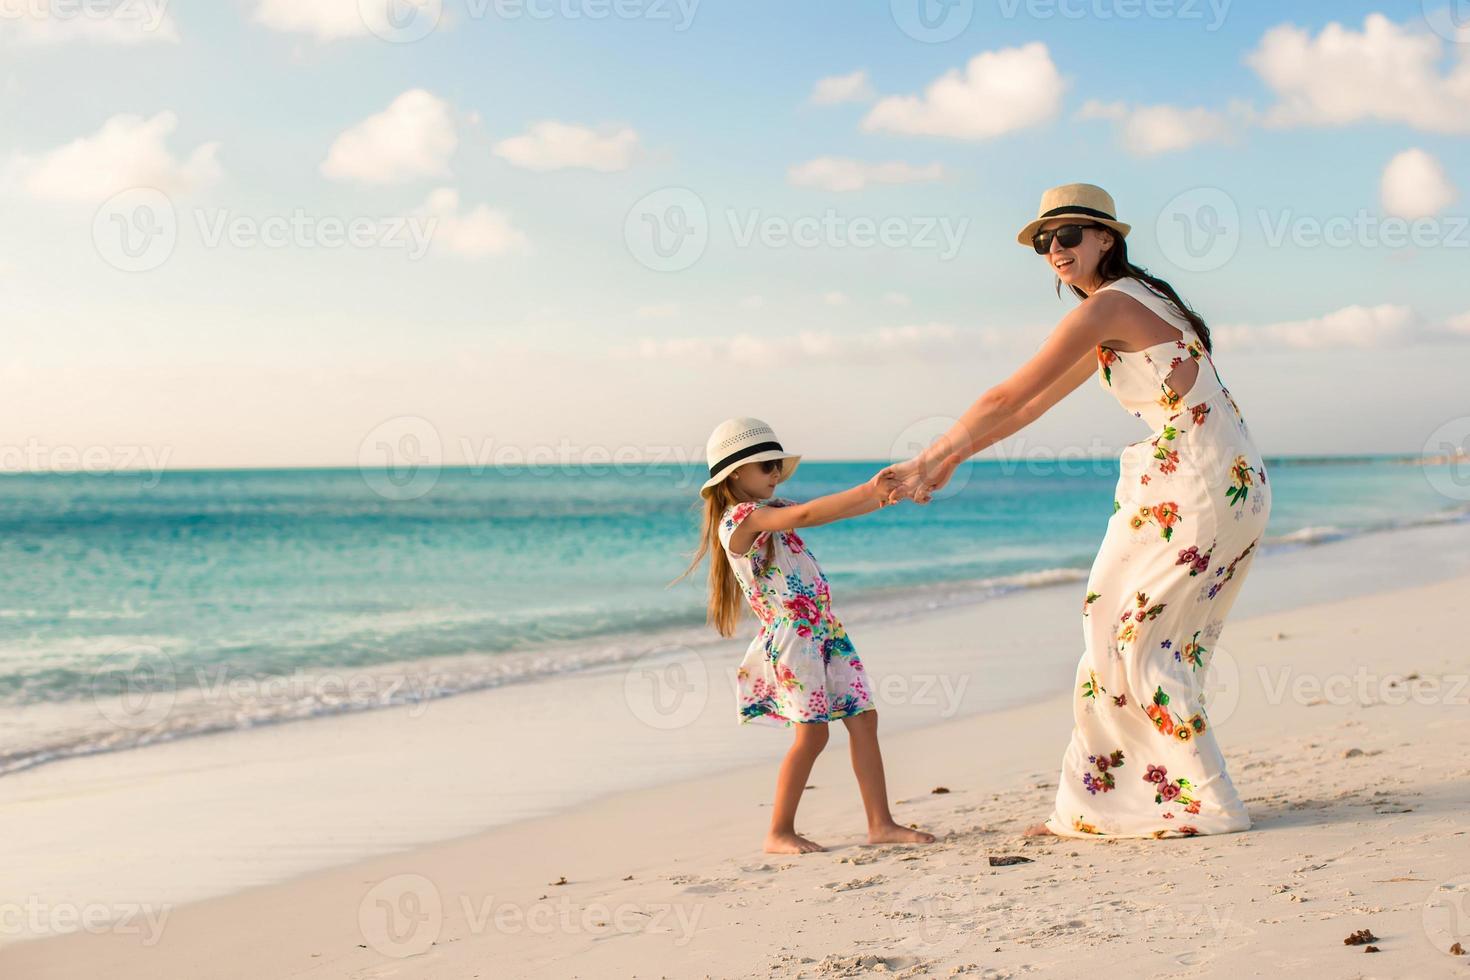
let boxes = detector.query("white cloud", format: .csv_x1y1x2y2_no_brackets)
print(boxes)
738,295,765,310
787,157,944,192
810,70,874,106
0,0,179,44
321,90,457,184
4,111,220,203
1447,311,1470,337
822,291,849,306
1075,99,1249,155
1217,304,1470,350
1215,304,1420,350
493,122,638,173
861,43,1065,140
1246,13,1470,133
253,0,437,41
1380,148,1458,218
418,188,528,258
632,323,1013,365
634,303,680,319
883,291,910,306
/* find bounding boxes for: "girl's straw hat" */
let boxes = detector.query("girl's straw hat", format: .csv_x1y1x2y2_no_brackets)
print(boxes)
700,417,801,498
1015,182,1131,247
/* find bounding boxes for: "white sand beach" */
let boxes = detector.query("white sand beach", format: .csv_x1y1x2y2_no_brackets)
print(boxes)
2,523,1468,979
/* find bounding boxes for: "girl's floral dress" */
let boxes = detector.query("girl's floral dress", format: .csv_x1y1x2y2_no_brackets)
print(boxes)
1045,276,1272,839
719,498,875,726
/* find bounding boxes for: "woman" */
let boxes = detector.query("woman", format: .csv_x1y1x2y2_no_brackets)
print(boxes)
881,183,1271,838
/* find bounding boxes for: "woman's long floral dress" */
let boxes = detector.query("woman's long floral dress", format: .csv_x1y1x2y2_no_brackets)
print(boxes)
720,498,875,726
1043,276,1272,839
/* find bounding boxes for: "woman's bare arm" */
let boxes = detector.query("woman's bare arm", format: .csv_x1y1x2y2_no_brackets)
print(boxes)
914,292,1126,470
966,349,1098,453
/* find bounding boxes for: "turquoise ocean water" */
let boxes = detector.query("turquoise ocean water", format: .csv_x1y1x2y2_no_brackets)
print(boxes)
1,456,1464,775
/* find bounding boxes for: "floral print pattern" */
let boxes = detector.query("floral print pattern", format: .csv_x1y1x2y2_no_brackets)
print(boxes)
1082,749,1126,794
1044,276,1271,839
721,499,874,727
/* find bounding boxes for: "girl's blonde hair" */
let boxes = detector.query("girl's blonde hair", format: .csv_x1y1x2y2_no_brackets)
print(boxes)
671,477,776,638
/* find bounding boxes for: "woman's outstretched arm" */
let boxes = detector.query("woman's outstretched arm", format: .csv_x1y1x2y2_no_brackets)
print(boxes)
968,350,1098,452
885,293,1126,502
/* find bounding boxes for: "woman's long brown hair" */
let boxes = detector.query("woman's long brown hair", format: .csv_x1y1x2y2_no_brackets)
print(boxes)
1057,228,1214,354
670,478,775,638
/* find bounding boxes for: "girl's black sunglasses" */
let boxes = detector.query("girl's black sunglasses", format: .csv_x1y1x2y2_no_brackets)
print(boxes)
1031,222,1098,255
755,459,783,474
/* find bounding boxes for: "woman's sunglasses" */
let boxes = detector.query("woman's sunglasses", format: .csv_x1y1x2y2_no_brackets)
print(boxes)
1031,222,1099,255
754,459,783,475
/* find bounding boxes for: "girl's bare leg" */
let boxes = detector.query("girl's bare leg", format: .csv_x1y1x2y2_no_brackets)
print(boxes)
766,722,830,854
842,710,935,844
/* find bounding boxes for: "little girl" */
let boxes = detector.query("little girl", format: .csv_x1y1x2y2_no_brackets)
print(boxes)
677,417,945,854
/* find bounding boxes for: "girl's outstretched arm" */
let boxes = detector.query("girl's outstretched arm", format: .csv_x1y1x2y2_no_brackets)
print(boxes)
726,473,894,556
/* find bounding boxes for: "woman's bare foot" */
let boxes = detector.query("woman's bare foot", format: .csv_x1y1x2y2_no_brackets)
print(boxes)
765,831,825,854
1022,822,1057,837
868,821,936,845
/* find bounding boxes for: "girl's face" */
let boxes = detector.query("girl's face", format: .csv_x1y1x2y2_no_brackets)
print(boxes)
1038,218,1114,292
727,459,782,500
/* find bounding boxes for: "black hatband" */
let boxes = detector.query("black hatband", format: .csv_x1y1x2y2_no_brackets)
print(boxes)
710,441,784,477
1037,204,1117,222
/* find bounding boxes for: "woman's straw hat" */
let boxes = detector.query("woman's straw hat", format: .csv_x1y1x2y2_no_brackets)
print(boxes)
700,417,801,498
1016,182,1131,247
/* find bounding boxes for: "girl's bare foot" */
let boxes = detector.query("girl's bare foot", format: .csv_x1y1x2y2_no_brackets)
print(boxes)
765,831,825,854
868,821,936,845
1022,822,1057,837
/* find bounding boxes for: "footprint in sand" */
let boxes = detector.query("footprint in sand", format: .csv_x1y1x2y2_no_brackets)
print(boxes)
822,874,886,892
682,879,736,894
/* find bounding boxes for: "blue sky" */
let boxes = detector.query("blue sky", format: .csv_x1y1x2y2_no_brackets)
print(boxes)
2,0,1468,469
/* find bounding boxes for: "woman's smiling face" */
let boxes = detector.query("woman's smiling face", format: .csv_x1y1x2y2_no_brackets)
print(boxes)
1039,218,1114,291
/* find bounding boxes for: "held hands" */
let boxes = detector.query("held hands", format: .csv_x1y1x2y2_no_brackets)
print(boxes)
869,468,903,507
875,453,965,506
